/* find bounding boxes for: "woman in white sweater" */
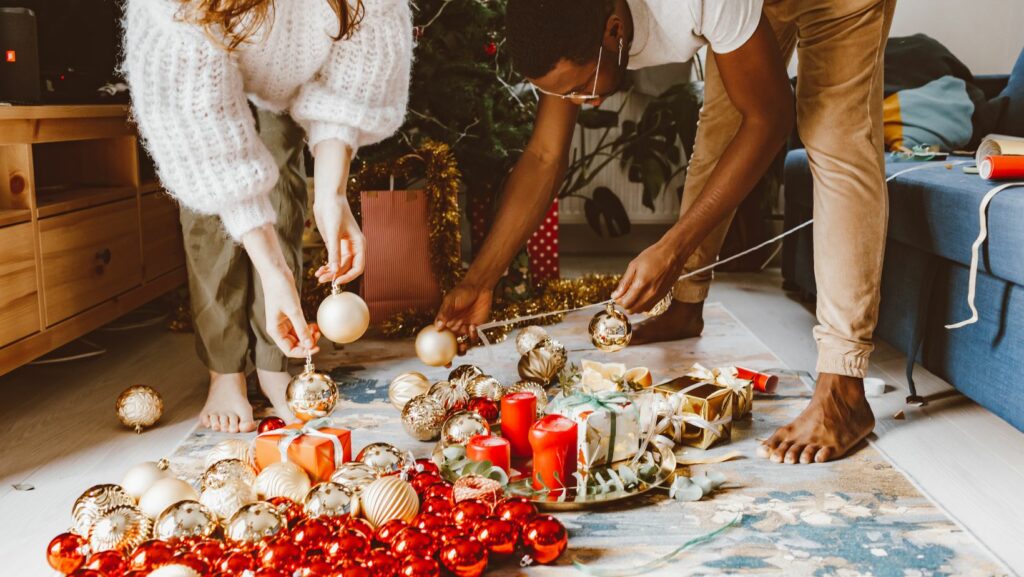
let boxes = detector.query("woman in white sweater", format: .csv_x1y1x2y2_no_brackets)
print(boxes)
124,0,412,432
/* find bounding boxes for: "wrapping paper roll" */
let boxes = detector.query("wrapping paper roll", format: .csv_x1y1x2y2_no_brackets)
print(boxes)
980,155,1024,180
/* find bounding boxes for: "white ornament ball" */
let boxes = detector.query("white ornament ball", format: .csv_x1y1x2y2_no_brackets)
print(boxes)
317,289,370,344
199,479,257,520
138,477,199,519
255,461,311,503
122,461,170,501
415,325,458,367
146,564,201,577
360,476,420,528
205,439,253,469
388,372,431,410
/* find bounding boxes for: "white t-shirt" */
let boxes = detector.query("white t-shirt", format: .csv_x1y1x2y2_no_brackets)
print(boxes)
626,0,764,70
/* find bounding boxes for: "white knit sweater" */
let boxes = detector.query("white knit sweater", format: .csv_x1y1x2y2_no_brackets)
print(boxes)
123,0,412,240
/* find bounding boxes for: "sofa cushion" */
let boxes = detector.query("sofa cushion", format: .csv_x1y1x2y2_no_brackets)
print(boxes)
998,46,1024,136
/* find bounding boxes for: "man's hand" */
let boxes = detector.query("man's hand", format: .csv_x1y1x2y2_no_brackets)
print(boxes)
612,241,684,314
435,281,494,351
314,199,365,285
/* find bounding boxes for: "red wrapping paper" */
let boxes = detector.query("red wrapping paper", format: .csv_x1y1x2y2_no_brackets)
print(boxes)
980,155,1024,180
526,201,560,282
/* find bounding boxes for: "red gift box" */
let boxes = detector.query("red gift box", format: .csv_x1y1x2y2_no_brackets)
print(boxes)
255,421,352,483
527,200,560,282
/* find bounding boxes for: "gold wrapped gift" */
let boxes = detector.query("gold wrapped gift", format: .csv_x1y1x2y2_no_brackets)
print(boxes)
686,364,754,420
654,378,734,450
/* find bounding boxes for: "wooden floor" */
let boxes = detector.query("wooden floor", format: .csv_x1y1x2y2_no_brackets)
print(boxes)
1,266,1021,575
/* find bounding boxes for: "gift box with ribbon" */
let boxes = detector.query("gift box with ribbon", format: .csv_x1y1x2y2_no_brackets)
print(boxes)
654,378,733,450
546,391,640,472
686,363,754,420
254,418,352,483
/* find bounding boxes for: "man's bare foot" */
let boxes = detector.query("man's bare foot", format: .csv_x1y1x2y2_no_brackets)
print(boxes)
758,373,875,464
258,369,298,423
631,300,705,345
200,372,255,433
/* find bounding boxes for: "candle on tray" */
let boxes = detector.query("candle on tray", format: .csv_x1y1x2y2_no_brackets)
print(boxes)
528,415,577,491
501,392,537,459
466,435,511,474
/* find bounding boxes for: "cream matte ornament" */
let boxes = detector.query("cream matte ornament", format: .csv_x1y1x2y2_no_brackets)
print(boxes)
388,372,431,410
400,394,447,441
517,339,567,384
506,380,550,412
515,326,550,356
286,358,339,422
303,482,356,519
589,302,633,352
139,477,199,519
121,460,171,501
255,461,311,502
360,476,420,529
441,410,491,447
205,440,253,469
115,385,163,433
427,380,469,412
317,285,370,344
330,462,379,495
448,364,484,389
153,500,218,541
199,479,257,520
465,375,505,402
88,505,151,553
72,484,135,536
224,502,285,543
201,459,257,491
415,325,458,367
357,442,407,476
147,566,201,577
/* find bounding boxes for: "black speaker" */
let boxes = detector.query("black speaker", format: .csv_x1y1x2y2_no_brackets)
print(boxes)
0,7,40,103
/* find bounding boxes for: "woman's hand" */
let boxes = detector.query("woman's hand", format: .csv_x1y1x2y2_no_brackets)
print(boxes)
314,199,365,285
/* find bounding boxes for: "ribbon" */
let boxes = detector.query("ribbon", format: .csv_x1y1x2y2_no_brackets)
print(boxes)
550,392,632,465
256,418,346,469
687,364,751,395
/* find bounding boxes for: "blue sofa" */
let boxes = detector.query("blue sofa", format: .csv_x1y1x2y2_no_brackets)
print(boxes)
782,48,1024,432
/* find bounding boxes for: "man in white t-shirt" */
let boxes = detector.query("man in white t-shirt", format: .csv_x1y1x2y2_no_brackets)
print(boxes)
436,0,895,465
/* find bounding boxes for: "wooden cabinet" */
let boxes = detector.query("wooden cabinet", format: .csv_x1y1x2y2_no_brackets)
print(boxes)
0,223,41,347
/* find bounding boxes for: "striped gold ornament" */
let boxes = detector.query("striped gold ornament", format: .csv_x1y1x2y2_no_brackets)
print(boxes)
359,477,419,529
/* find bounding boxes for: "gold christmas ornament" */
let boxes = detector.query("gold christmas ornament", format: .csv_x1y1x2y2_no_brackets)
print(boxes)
72,484,135,536
506,380,550,412
330,462,379,495
357,442,407,476
517,339,567,383
414,325,458,367
589,302,632,352
427,380,469,412
153,500,218,541
465,375,504,402
201,458,257,491
360,477,420,529
205,440,253,469
88,505,151,552
515,326,550,355
388,372,431,410
448,364,484,389
255,461,311,502
147,566,201,577
286,358,339,422
225,502,285,543
199,479,257,520
400,394,447,441
440,410,490,447
303,482,356,519
115,385,163,433
139,477,199,519
317,286,370,344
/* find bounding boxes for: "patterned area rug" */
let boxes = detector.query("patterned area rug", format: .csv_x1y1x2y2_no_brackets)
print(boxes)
169,303,1006,576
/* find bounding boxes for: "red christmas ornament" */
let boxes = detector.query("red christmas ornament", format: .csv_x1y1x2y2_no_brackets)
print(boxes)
422,483,453,504
191,539,228,565
220,550,257,573
323,531,369,564
409,471,442,495
494,497,537,525
451,499,490,528
521,514,567,565
420,496,452,518
67,570,104,577
364,548,399,577
292,518,332,550
296,560,335,576
346,517,376,540
439,537,488,577
397,555,440,577
374,519,409,546
128,539,176,572
173,552,210,574
467,397,499,423
46,532,88,574
121,571,147,577
258,416,288,434
414,459,440,476
340,566,373,577
411,513,448,536
474,517,518,556
484,41,497,57
260,540,303,572
269,496,305,527
436,525,465,546
390,527,437,559
255,569,289,577
84,550,127,576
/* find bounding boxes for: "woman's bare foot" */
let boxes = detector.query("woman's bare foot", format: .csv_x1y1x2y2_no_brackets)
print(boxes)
758,373,875,464
200,372,256,433
631,300,705,345
257,369,299,423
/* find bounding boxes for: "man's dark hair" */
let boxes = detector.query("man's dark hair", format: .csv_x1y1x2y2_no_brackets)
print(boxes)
506,0,615,79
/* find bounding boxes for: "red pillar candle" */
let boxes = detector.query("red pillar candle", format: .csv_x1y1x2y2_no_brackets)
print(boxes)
466,435,511,474
528,415,577,491
501,392,538,459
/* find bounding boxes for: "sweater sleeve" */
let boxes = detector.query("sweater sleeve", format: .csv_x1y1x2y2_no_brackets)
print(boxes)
123,0,278,241
291,0,413,153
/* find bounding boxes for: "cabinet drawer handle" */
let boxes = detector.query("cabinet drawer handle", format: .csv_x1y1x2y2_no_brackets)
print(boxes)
95,248,113,274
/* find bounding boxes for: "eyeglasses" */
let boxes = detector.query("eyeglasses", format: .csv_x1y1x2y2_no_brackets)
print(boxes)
533,45,605,104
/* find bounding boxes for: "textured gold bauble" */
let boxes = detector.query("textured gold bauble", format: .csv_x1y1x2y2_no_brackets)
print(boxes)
448,364,485,389
414,325,458,367
153,500,218,541
139,478,199,519
465,375,505,402
589,302,632,352
506,380,550,412
88,505,151,552
72,484,135,536
201,458,257,491
518,339,567,383
255,461,311,502
360,477,420,529
303,482,356,519
427,380,469,412
388,372,431,410
357,442,407,476
225,502,285,543
317,286,370,344
400,394,447,442
440,410,491,447
115,385,163,433
199,479,257,520
205,440,253,469
286,359,339,422
122,460,171,501
330,462,379,495
515,326,550,356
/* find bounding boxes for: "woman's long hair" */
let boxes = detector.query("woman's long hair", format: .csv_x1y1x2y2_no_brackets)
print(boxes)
182,0,364,50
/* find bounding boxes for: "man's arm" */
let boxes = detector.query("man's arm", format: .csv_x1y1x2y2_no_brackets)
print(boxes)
613,16,794,312
436,94,579,335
